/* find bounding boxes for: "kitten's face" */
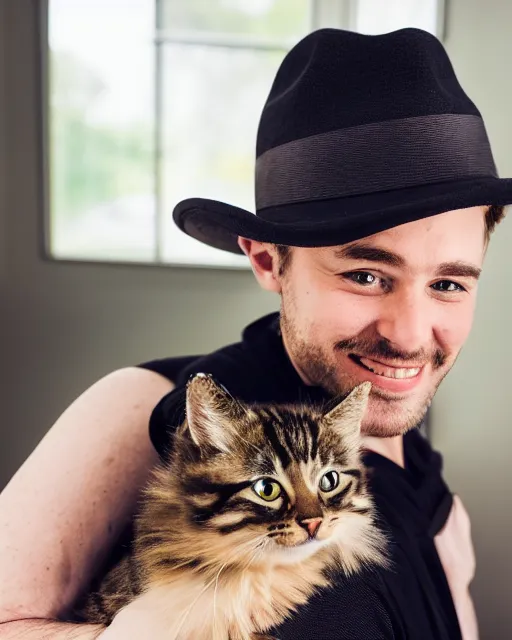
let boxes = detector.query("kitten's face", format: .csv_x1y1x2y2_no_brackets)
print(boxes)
176,374,374,567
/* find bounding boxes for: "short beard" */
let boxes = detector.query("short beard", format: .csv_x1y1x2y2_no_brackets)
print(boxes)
362,385,434,437
280,303,449,438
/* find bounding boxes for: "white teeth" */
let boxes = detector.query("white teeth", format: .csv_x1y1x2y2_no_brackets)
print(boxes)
358,357,421,379
368,366,420,379
392,368,420,379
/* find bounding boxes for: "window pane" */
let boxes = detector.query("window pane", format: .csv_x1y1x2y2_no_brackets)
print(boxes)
48,0,315,267
354,0,441,37
160,44,284,267
48,0,156,262
161,0,311,41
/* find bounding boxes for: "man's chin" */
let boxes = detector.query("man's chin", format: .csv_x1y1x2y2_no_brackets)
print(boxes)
369,386,417,402
360,397,429,438
361,422,416,438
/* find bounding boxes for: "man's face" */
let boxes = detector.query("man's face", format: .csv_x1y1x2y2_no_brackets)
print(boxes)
274,207,487,437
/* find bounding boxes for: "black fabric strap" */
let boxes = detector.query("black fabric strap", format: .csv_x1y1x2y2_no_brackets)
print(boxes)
255,114,497,210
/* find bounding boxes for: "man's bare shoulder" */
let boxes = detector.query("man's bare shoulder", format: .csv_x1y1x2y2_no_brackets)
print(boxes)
0,366,174,623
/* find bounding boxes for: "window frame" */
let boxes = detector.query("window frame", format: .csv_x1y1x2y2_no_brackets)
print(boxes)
40,0,445,270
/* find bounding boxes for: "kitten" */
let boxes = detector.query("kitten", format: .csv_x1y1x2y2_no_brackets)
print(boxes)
75,373,387,639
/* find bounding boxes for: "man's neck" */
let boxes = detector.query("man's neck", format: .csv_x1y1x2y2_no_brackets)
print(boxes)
362,435,405,468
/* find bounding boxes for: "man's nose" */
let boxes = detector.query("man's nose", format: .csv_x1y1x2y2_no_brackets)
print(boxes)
375,290,432,354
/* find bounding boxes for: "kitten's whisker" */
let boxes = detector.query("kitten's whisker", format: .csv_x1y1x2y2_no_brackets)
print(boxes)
241,537,268,569
184,539,264,638
212,561,229,640
219,536,267,575
239,543,267,581
171,568,224,640
227,542,262,568
194,536,265,577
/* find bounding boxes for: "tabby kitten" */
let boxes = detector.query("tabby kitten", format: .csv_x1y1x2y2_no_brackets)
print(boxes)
77,373,387,639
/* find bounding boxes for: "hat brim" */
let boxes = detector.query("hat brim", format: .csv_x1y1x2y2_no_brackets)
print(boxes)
173,177,512,255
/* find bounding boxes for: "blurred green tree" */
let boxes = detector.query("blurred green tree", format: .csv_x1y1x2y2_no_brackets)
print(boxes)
50,50,153,223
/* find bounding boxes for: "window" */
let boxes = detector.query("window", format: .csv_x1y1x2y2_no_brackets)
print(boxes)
48,0,157,264
47,0,315,268
46,0,444,268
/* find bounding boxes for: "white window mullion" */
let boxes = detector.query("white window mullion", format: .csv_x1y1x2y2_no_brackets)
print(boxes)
156,29,295,52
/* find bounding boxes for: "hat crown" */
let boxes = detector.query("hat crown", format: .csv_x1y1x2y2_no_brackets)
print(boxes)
256,27,481,157
174,27,512,257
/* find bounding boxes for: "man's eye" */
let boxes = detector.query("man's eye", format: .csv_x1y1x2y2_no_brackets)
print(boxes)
344,272,378,286
431,280,466,293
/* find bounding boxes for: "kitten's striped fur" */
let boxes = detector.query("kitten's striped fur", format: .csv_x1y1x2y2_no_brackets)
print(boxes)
75,374,387,639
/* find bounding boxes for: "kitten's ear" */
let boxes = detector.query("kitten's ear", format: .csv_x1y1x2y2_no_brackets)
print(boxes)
321,382,371,444
185,373,245,453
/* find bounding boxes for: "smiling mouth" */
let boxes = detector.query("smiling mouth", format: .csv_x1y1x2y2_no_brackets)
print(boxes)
349,354,422,379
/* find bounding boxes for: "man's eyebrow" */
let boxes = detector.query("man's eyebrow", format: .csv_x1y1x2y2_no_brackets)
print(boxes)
333,246,482,280
334,243,405,268
436,261,482,280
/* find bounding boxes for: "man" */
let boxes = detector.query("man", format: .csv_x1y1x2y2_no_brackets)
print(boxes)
0,27,510,640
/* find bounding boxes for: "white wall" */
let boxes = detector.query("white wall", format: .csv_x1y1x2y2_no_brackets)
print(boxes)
1,0,511,637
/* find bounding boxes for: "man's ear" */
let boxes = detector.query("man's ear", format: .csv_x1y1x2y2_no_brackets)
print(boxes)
238,237,282,293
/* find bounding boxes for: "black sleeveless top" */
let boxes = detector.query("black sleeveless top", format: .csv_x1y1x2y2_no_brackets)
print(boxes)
138,313,461,640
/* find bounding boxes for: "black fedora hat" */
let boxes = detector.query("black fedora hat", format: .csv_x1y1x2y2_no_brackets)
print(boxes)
173,27,512,255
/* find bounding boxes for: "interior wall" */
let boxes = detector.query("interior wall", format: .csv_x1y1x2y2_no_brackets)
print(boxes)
1,0,512,637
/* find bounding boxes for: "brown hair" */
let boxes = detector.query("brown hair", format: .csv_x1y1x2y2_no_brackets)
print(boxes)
485,204,506,241
275,205,506,275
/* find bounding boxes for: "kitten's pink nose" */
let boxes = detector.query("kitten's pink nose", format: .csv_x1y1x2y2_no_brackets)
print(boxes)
301,517,322,538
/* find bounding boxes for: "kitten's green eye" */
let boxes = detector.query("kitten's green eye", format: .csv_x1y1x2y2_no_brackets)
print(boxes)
253,479,282,502
320,471,339,492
